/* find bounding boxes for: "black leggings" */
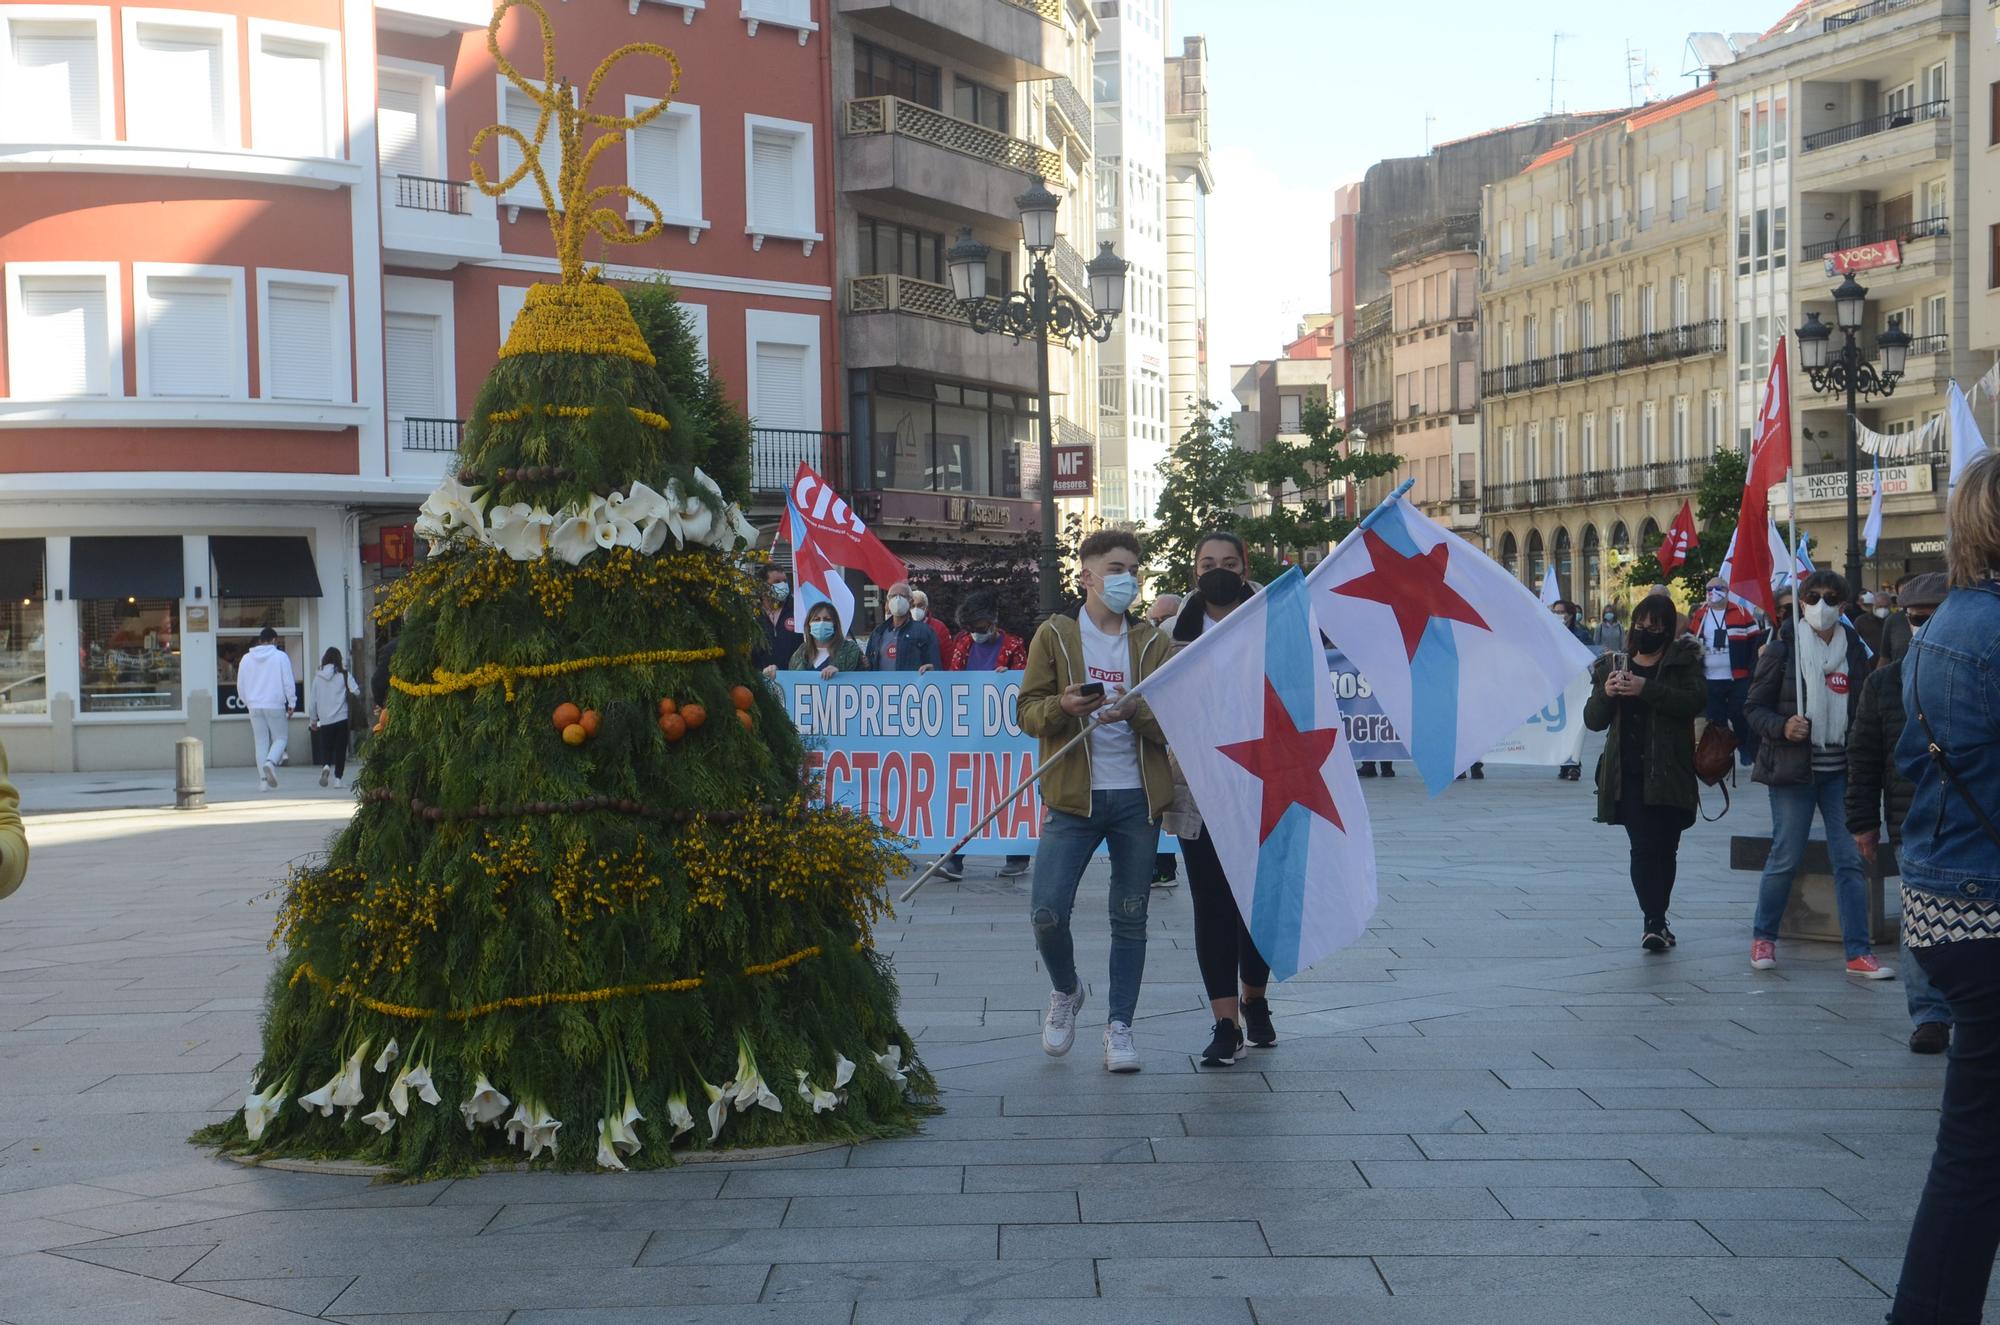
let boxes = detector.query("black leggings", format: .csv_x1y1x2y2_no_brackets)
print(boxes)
309,724,348,779
1179,828,1270,1002
1620,796,1685,929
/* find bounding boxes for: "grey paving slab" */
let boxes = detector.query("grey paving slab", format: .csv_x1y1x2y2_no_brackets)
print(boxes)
1700,1218,1917,1257
1491,1186,1864,1221
1375,1254,1885,1296
1259,1216,1728,1257
482,1197,789,1234
513,1309,854,1325
999,1219,1267,1259
1250,1297,1719,1325
1076,1185,1509,1224
761,1257,1098,1302
326,1264,774,1315
1356,1159,1657,1187
1093,1255,1385,1298
782,1191,1078,1227
634,1223,997,1266
716,1165,965,1198
961,1160,1367,1194
855,1302,1256,1325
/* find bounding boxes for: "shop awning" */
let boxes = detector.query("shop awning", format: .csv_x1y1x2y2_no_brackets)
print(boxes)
0,539,44,600
69,536,184,601
211,536,323,599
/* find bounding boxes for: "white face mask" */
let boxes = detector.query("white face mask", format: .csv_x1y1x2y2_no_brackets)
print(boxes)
910,606,928,623
1803,600,1839,631
1873,606,1890,619
887,595,910,619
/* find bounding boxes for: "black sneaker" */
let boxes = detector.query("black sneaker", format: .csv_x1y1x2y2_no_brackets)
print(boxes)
1358,763,1377,778
1200,1018,1243,1067
1241,997,1277,1047
1911,1021,1950,1054
997,857,1030,878
1642,928,1670,953
1380,763,1396,778
1470,763,1485,780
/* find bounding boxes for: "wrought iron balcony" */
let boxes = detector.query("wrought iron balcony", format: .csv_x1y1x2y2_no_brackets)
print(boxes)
393,174,469,215
400,417,463,452
1905,332,1948,358
1004,0,1058,17
751,428,847,495
1823,0,1919,30
1802,100,1947,153
1801,214,1949,260
1055,415,1094,449
1045,76,1091,152
1481,321,1725,398
1348,401,1393,438
844,96,1061,180
1050,235,1091,303
1482,458,1709,512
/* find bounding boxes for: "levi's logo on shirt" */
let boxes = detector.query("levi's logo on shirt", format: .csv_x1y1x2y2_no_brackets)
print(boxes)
1088,665,1126,685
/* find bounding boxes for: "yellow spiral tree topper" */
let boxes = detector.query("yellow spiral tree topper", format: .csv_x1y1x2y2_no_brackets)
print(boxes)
470,0,684,362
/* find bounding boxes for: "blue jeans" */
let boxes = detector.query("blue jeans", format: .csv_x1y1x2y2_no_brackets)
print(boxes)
1029,788,1157,1026
1705,677,1756,766
1909,933,1952,1027
1753,770,1875,959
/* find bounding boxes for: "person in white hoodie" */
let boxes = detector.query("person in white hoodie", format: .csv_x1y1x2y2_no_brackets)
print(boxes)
306,647,360,787
235,627,297,790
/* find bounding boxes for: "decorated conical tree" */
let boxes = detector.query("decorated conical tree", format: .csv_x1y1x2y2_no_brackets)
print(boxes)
198,0,930,1177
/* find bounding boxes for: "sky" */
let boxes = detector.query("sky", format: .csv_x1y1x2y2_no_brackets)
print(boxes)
1168,0,1783,402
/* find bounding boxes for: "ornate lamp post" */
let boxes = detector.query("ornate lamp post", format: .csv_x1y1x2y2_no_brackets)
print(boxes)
945,178,1129,619
1794,273,1911,594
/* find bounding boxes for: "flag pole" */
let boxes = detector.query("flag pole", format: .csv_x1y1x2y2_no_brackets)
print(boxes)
898,477,1418,904
1788,465,1809,734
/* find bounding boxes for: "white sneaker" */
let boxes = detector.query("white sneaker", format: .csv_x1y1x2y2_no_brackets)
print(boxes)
319,766,331,788
1042,986,1085,1057
1104,1020,1140,1073
265,762,278,788
334,775,344,788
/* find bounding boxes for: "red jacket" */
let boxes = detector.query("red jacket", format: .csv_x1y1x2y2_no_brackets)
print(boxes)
922,615,951,659
945,629,1028,671
1688,602,1763,680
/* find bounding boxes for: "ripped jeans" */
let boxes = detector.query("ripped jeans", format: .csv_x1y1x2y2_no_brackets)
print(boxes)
1029,788,1158,1026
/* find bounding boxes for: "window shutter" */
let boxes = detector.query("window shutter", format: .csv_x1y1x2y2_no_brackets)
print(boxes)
16,277,109,397
752,343,808,428
8,22,99,139
632,115,682,216
377,76,424,176
502,88,560,202
254,38,329,158
144,278,235,396
751,129,795,230
496,288,528,347
131,24,225,148
266,283,337,401
384,312,442,418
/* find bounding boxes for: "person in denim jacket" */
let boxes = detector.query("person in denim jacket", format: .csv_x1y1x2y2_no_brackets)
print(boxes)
1887,452,2000,1325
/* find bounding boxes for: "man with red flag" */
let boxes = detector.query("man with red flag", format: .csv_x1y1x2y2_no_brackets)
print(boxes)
1657,500,1698,574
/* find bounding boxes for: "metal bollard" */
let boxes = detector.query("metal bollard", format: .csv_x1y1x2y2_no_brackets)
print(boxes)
175,737,207,811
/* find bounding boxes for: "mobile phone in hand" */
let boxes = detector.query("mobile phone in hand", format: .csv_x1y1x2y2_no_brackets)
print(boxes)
1078,681,1106,701
1608,651,1629,675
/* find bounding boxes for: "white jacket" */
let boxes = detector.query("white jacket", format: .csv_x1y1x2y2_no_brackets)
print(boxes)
234,643,297,712
306,664,358,726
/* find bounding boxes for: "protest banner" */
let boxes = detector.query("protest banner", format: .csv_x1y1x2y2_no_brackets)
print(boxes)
1323,649,1588,767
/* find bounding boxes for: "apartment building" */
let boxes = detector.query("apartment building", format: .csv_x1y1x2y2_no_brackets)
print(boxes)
1386,215,1481,533
1718,0,1971,586
0,0,837,771
1480,88,1732,612
831,0,1099,576
1092,0,1166,524
1229,328,1333,529
1163,33,1211,450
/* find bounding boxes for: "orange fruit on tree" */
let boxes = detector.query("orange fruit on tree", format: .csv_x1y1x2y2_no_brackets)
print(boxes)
561,723,587,747
681,703,707,730
658,713,686,742
736,708,754,730
552,702,581,732
730,685,755,711
657,696,678,717
579,709,601,738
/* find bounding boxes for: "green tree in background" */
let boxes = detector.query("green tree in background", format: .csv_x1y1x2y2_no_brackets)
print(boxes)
1152,399,1401,588
1621,448,1749,595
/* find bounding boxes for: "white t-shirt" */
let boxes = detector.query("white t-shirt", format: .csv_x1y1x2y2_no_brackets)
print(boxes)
1078,610,1142,791
1693,605,1733,681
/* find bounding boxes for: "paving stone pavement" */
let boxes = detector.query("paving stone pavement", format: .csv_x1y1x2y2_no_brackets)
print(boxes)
0,755,1956,1324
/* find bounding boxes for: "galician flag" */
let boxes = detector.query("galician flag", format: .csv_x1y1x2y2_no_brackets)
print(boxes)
1863,457,1884,557
1538,564,1561,607
1307,496,1596,792
1949,379,1990,492
1142,569,1376,981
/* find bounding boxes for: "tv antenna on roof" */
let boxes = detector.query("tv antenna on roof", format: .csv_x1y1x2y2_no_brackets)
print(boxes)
1546,32,1571,116
1626,42,1659,105
1424,110,1437,152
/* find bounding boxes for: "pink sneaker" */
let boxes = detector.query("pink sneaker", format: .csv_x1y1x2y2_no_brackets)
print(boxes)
1847,954,1896,980
1750,940,1777,970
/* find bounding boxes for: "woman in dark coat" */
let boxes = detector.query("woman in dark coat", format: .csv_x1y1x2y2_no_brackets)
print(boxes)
1583,592,1706,951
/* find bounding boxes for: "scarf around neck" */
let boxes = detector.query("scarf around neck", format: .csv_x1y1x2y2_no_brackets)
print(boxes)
1795,623,1851,750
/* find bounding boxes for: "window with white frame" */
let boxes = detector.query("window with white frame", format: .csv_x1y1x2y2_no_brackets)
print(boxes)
1671,396,1689,461
2,10,113,142
627,95,704,231
746,309,821,429
1579,196,1594,249
1638,172,1657,230
257,271,349,402
1498,425,1514,486
742,0,816,41
1551,205,1567,258
1609,406,1627,469
744,115,818,249
679,302,709,364
1672,275,1689,328
123,12,237,149
134,265,244,398
1640,400,1658,465
1706,267,1723,323
1706,389,1724,453
250,22,340,158
1924,177,1947,221
499,77,563,209
1639,284,1656,335
5,263,121,397
1706,148,1724,211
1525,421,1540,481
1581,411,1597,471
1523,210,1539,266
377,66,437,178
1497,219,1512,273
1925,293,1948,339
496,286,528,347
1552,417,1568,474
384,311,445,425
1670,160,1689,221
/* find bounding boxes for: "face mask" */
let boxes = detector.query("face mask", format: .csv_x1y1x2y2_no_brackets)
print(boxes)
1873,607,1890,618
1708,589,1726,603
770,581,789,600
1197,568,1244,601
809,620,835,642
1629,626,1668,654
887,595,910,618
1097,572,1140,615
1908,614,1931,631
971,629,997,645
1604,613,1617,623
910,606,928,623
1803,600,1839,631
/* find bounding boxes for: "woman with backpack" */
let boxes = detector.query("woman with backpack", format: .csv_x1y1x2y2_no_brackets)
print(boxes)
1582,593,1705,951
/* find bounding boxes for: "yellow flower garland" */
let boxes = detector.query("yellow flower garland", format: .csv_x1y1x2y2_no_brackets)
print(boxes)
391,645,726,702
485,403,670,432
285,940,860,1022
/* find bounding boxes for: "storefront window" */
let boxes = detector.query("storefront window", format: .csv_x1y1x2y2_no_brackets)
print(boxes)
0,539,46,716
864,376,1035,497
216,597,305,717
80,597,181,714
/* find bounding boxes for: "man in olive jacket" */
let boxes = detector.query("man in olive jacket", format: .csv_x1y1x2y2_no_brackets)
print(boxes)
1019,528,1174,1074
0,742,26,900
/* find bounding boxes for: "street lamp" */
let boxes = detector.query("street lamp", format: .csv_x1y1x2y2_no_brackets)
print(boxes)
946,178,1128,620
1793,274,1908,598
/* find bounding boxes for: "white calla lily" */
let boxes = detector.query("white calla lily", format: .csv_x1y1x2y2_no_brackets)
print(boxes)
612,1091,644,1157
596,1117,628,1170
794,1069,840,1115
548,503,601,565
242,1077,288,1140
487,503,554,560
638,516,672,555
406,1062,440,1106
360,1106,395,1135
832,1054,856,1090
373,1039,399,1074
728,1038,782,1114
607,517,643,550
416,477,484,547
876,1045,908,1087
329,1040,371,1109
609,481,670,525
297,1075,338,1117
503,1099,533,1147
524,1101,562,1160
720,503,758,550
666,1090,696,1140
701,1075,729,1141
389,1070,410,1117
460,1073,510,1131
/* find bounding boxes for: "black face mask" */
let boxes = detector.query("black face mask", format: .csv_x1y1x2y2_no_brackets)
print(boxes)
1629,626,1668,654
1197,568,1245,602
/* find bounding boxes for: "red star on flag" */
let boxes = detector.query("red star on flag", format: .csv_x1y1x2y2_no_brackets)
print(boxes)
1333,530,1490,661
1218,679,1346,842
